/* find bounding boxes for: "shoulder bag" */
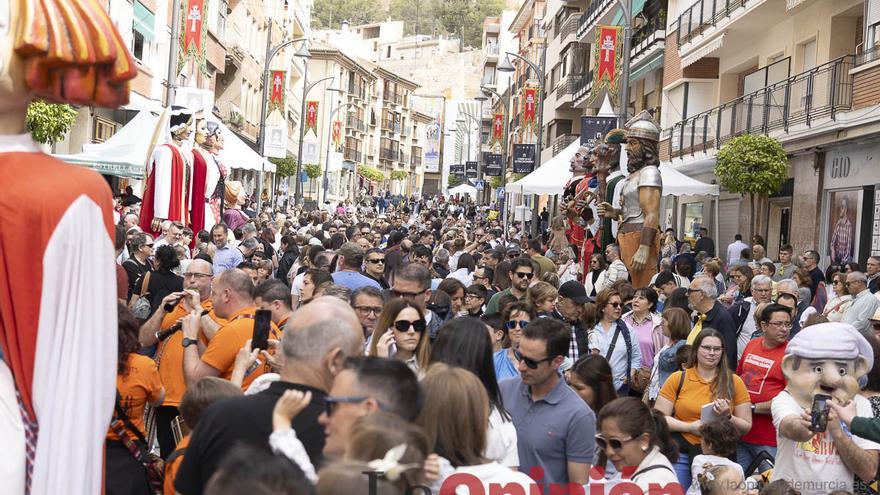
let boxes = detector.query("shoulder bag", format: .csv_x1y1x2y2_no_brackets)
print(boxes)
110,391,164,495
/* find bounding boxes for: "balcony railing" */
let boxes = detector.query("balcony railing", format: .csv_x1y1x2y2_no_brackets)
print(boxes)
383,92,399,104
347,83,365,99
411,154,422,167
559,14,580,41
380,147,400,161
631,15,666,59
346,115,366,133
573,71,594,102
671,55,855,158
484,44,500,57
344,148,362,162
381,119,394,131
552,134,579,155
577,0,614,39
674,0,746,46
401,153,409,165
556,74,583,96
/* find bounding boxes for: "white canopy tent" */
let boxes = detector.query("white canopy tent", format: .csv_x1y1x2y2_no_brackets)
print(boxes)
54,110,276,177
448,183,478,197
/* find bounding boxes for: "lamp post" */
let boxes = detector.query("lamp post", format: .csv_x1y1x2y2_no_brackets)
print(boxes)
481,85,510,228
322,101,353,205
257,31,310,212
294,76,336,206
618,0,633,125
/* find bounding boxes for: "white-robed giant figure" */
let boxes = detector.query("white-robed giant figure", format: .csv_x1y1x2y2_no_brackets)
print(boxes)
0,0,133,493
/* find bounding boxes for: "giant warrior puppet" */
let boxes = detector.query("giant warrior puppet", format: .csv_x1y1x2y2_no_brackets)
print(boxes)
0,0,137,493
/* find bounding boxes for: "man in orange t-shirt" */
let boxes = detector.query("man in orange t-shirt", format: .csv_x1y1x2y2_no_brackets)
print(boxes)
181,269,281,391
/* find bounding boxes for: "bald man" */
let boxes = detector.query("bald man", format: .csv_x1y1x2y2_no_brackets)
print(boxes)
181,269,281,391
175,296,364,495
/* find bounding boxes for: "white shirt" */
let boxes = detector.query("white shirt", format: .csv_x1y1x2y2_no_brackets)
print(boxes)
447,267,474,287
727,240,749,264
772,392,880,495
486,407,519,468
290,271,305,296
443,462,535,495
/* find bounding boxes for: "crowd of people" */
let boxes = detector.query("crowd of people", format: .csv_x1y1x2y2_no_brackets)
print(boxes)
108,192,880,495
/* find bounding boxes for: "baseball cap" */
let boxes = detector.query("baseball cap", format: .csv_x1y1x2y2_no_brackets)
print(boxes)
559,280,592,304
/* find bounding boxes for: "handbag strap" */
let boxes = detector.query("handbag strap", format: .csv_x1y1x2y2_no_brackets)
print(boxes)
114,391,151,451
139,270,152,297
604,325,621,361
671,368,687,417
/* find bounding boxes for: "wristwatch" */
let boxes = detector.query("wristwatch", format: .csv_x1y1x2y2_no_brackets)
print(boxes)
751,404,757,414
182,337,199,348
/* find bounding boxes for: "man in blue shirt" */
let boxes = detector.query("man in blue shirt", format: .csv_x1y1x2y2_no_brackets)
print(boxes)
499,318,595,490
211,223,243,273
331,242,382,292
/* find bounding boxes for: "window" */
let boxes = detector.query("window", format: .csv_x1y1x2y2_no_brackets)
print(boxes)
132,0,155,63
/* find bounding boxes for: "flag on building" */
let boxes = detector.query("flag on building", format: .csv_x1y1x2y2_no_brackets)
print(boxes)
523,87,538,128
491,113,504,146
269,70,285,115
305,101,319,136
593,25,623,100
178,0,210,76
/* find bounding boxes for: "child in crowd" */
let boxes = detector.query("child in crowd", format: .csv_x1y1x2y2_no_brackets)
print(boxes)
688,419,744,495
698,464,749,495
675,344,691,371
527,281,558,317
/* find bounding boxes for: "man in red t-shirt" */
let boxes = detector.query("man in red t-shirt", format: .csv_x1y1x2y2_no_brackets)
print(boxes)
736,303,791,474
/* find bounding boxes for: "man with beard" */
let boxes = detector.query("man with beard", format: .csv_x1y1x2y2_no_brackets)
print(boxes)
560,146,593,268
598,111,662,288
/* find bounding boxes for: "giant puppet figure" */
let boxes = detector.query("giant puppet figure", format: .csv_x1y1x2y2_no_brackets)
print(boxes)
138,106,194,236
190,117,224,238
598,111,662,288
560,146,592,262
0,0,136,493
204,121,227,223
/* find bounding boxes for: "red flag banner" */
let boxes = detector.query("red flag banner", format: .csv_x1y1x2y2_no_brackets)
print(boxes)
523,87,538,127
268,70,285,115
593,25,624,100
306,101,319,136
491,113,504,146
178,0,209,76
332,121,342,145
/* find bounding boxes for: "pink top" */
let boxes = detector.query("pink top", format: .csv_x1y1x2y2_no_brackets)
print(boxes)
622,312,666,368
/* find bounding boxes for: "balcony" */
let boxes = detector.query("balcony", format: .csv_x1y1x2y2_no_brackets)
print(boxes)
572,71,595,106
344,148,362,162
554,74,583,109
558,14,580,44
670,55,855,158
381,118,394,131
552,134,579,155
674,0,745,46
347,83,365,100
401,153,409,165
380,147,400,161
411,148,423,166
346,115,366,133
383,92,399,105
577,0,615,43
484,43,500,62
630,15,666,68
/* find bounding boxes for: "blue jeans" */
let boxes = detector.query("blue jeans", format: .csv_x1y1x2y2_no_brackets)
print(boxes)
673,452,692,489
736,442,776,476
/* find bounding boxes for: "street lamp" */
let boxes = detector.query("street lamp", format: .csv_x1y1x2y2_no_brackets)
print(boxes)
293,75,336,206
257,35,310,211
322,101,354,205
481,84,511,232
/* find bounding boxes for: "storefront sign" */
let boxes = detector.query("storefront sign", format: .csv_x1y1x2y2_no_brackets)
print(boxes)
824,142,880,189
581,116,617,144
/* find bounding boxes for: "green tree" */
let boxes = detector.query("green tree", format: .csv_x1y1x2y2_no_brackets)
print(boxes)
312,0,384,29
26,101,77,145
432,0,504,49
714,134,788,240
389,0,432,35
268,156,298,177
448,173,462,187
304,164,322,179
390,170,409,181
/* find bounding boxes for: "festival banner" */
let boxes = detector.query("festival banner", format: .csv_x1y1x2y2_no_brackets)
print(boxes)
268,70,286,115
332,121,342,146
512,144,536,174
465,161,478,179
424,118,442,173
178,0,210,76
305,101,319,136
451,163,465,178
593,25,624,100
484,153,502,177
491,113,504,146
522,87,538,128
580,116,618,145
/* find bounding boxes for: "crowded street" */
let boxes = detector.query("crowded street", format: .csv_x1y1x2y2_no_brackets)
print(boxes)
3,0,880,494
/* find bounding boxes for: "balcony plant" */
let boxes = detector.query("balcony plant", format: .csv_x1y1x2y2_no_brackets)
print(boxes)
26,101,77,147
714,134,788,241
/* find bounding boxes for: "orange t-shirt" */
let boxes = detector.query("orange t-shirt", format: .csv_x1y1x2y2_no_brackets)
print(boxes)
200,306,281,390
659,367,750,445
157,300,226,407
107,354,164,441
163,434,190,495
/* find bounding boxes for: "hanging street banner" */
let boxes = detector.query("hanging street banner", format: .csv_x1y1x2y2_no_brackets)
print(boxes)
302,134,320,164
491,113,504,146
512,144,536,174
269,70,286,115
465,161,478,179
179,0,210,76
522,87,538,128
593,25,624,101
580,116,618,145
332,121,342,146
451,163,465,178
264,124,287,159
424,117,442,173
484,153,502,177
305,101,319,136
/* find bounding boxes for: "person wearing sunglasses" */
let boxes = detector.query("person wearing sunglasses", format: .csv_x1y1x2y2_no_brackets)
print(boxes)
499,318,596,489
484,258,535,316
492,302,536,381
369,299,431,376
363,249,388,291
593,288,641,396
596,397,679,492
823,272,852,322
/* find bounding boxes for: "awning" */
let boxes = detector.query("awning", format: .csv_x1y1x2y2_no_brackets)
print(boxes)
54,110,158,178
448,183,478,196
133,0,155,41
611,0,647,25
630,51,664,82
681,34,725,68
208,117,276,173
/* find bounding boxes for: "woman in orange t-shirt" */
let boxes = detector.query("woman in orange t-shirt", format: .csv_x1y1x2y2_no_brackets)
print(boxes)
654,328,752,490
106,304,165,495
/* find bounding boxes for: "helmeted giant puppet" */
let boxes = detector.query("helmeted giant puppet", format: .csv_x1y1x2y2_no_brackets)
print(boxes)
0,0,136,493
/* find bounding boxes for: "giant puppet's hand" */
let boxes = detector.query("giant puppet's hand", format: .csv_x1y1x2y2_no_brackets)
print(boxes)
631,245,650,272
597,202,617,220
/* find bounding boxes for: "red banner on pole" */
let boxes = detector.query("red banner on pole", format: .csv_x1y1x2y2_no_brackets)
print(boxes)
269,70,285,115
593,25,624,100
523,87,537,127
491,113,504,146
306,101,319,136
178,0,208,75
332,121,342,145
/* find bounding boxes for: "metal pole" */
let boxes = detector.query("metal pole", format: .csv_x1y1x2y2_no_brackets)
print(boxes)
164,0,182,106
322,102,350,205
501,91,511,241
257,21,273,212
294,63,310,206
618,0,633,125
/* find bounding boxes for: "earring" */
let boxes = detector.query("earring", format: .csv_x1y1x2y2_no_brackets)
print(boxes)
641,445,648,452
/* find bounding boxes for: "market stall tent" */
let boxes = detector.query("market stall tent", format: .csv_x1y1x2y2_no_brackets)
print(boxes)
448,183,478,197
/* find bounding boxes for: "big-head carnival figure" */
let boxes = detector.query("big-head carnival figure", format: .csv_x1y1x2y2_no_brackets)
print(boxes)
0,0,136,493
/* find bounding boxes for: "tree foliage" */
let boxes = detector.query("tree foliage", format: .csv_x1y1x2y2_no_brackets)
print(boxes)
304,164,322,179
26,101,77,145
269,156,298,177
432,0,504,48
448,173,463,187
312,0,385,29
359,165,385,182
390,170,409,180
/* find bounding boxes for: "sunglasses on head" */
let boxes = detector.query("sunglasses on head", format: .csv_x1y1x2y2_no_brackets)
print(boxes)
514,271,534,280
513,349,553,369
393,319,427,333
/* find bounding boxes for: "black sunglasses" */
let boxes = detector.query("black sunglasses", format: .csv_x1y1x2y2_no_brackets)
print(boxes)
367,258,386,264
514,271,533,280
504,320,529,331
393,319,427,333
513,349,553,369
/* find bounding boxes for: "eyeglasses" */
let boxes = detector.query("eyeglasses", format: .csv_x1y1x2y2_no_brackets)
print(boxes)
505,320,530,331
513,349,553,369
366,258,386,264
392,288,428,298
595,434,635,451
687,288,703,294
508,253,521,259
514,271,534,280
873,322,880,330
608,302,622,308
324,396,369,417
766,320,793,329
354,306,383,316
393,319,427,333
184,272,213,279
699,344,723,353
465,294,482,300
